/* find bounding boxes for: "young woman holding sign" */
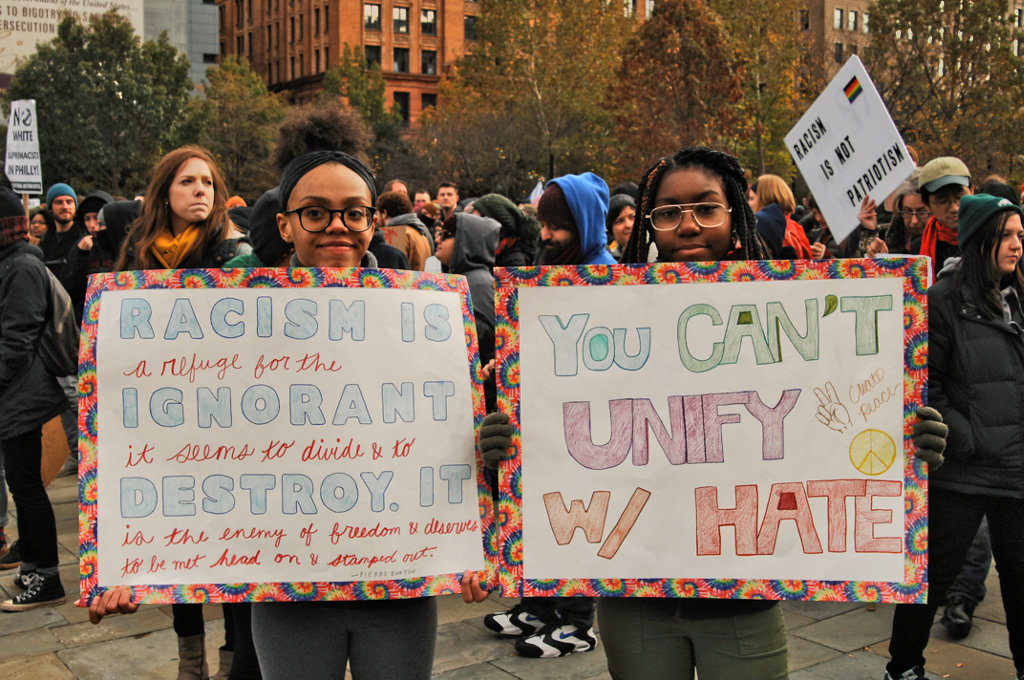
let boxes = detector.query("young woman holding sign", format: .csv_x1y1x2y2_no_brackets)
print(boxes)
884,194,1024,680
589,147,792,680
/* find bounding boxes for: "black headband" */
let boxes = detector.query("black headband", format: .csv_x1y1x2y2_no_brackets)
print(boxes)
279,150,377,208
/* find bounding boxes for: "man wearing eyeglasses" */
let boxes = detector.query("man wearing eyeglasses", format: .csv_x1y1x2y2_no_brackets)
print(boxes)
913,157,972,269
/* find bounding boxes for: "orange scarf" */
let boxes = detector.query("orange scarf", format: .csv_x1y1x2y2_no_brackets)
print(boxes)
918,216,958,264
152,225,201,268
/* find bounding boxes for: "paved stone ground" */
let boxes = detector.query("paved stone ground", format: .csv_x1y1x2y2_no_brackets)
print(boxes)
0,475,1013,679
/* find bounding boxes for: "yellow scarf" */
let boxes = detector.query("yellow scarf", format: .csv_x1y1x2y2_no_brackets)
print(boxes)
152,224,201,268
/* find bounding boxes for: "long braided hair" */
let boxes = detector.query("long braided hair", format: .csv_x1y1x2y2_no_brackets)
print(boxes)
623,147,767,264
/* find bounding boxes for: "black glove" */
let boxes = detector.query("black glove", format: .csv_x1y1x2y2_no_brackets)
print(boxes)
478,412,513,469
912,406,948,469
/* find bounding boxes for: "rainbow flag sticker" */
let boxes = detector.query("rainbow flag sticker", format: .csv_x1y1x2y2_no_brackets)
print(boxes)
844,76,863,103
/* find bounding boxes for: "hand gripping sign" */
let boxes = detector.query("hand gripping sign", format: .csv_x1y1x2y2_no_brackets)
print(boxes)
493,258,929,604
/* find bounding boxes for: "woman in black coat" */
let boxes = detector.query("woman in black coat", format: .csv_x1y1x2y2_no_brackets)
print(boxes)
885,194,1024,680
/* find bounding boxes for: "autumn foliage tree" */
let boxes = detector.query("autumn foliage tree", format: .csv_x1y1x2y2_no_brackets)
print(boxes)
418,0,632,197
185,57,287,202
610,0,745,179
865,0,1024,177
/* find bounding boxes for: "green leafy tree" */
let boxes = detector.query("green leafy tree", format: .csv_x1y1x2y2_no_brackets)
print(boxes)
709,0,811,177
320,46,406,182
416,0,632,197
865,0,1024,177
2,10,192,194
186,57,287,201
610,0,745,178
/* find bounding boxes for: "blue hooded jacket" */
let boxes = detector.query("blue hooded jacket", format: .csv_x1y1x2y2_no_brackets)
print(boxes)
548,173,616,266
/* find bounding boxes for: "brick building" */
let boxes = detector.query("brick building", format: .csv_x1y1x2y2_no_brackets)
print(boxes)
217,0,478,126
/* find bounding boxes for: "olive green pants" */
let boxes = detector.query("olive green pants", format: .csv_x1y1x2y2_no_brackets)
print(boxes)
597,598,789,680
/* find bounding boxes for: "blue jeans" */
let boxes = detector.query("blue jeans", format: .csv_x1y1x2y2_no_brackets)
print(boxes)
947,517,992,606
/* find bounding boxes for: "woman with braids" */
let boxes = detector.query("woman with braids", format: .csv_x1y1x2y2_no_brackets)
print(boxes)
602,146,788,680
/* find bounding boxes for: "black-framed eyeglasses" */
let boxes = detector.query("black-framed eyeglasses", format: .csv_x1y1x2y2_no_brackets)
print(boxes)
898,209,932,220
646,202,732,231
283,205,377,233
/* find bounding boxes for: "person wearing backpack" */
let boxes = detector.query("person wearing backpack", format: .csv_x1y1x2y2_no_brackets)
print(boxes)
0,187,67,611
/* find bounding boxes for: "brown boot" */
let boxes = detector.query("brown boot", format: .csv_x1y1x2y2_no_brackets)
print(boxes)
211,648,233,680
177,633,209,680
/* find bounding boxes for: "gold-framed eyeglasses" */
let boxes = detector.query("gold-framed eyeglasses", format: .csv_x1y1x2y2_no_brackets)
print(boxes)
282,205,377,233
647,202,731,231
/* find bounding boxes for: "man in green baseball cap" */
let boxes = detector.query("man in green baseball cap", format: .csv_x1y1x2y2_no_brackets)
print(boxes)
915,156,972,268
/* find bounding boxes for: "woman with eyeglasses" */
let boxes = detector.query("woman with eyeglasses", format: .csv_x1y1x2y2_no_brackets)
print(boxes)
884,170,930,255
599,146,789,680
245,150,440,680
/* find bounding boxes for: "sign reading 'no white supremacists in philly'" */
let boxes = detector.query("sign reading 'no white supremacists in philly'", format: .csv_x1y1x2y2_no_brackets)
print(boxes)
786,55,914,244
79,267,491,604
493,259,929,604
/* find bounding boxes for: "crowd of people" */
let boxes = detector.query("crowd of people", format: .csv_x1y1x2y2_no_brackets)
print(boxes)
2,96,1024,679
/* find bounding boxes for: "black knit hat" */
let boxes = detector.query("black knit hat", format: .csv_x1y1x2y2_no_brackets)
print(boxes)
249,187,291,265
0,187,28,247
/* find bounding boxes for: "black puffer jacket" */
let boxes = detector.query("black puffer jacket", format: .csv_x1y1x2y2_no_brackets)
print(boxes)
928,271,1024,498
0,241,69,439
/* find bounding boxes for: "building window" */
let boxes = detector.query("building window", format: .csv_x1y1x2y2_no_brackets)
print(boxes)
393,6,409,34
645,0,654,18
421,9,436,35
325,46,329,67
848,10,857,32
365,45,381,66
364,3,381,30
235,0,242,28
862,12,869,32
236,35,243,54
850,44,859,55
290,56,295,79
315,49,320,72
314,8,319,35
299,54,304,77
247,0,252,21
799,9,809,30
422,92,437,110
421,49,436,75
324,5,329,32
267,25,272,47
276,22,280,47
299,13,304,40
203,53,218,64
464,14,477,40
833,8,843,30
247,32,253,60
834,42,843,62
393,91,410,125
290,16,295,42
393,47,409,73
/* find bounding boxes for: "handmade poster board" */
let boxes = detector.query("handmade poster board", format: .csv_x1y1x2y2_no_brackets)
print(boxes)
79,267,492,604
785,55,914,244
493,258,928,604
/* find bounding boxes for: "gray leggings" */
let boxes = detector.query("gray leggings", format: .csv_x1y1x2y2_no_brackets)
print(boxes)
251,597,437,680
